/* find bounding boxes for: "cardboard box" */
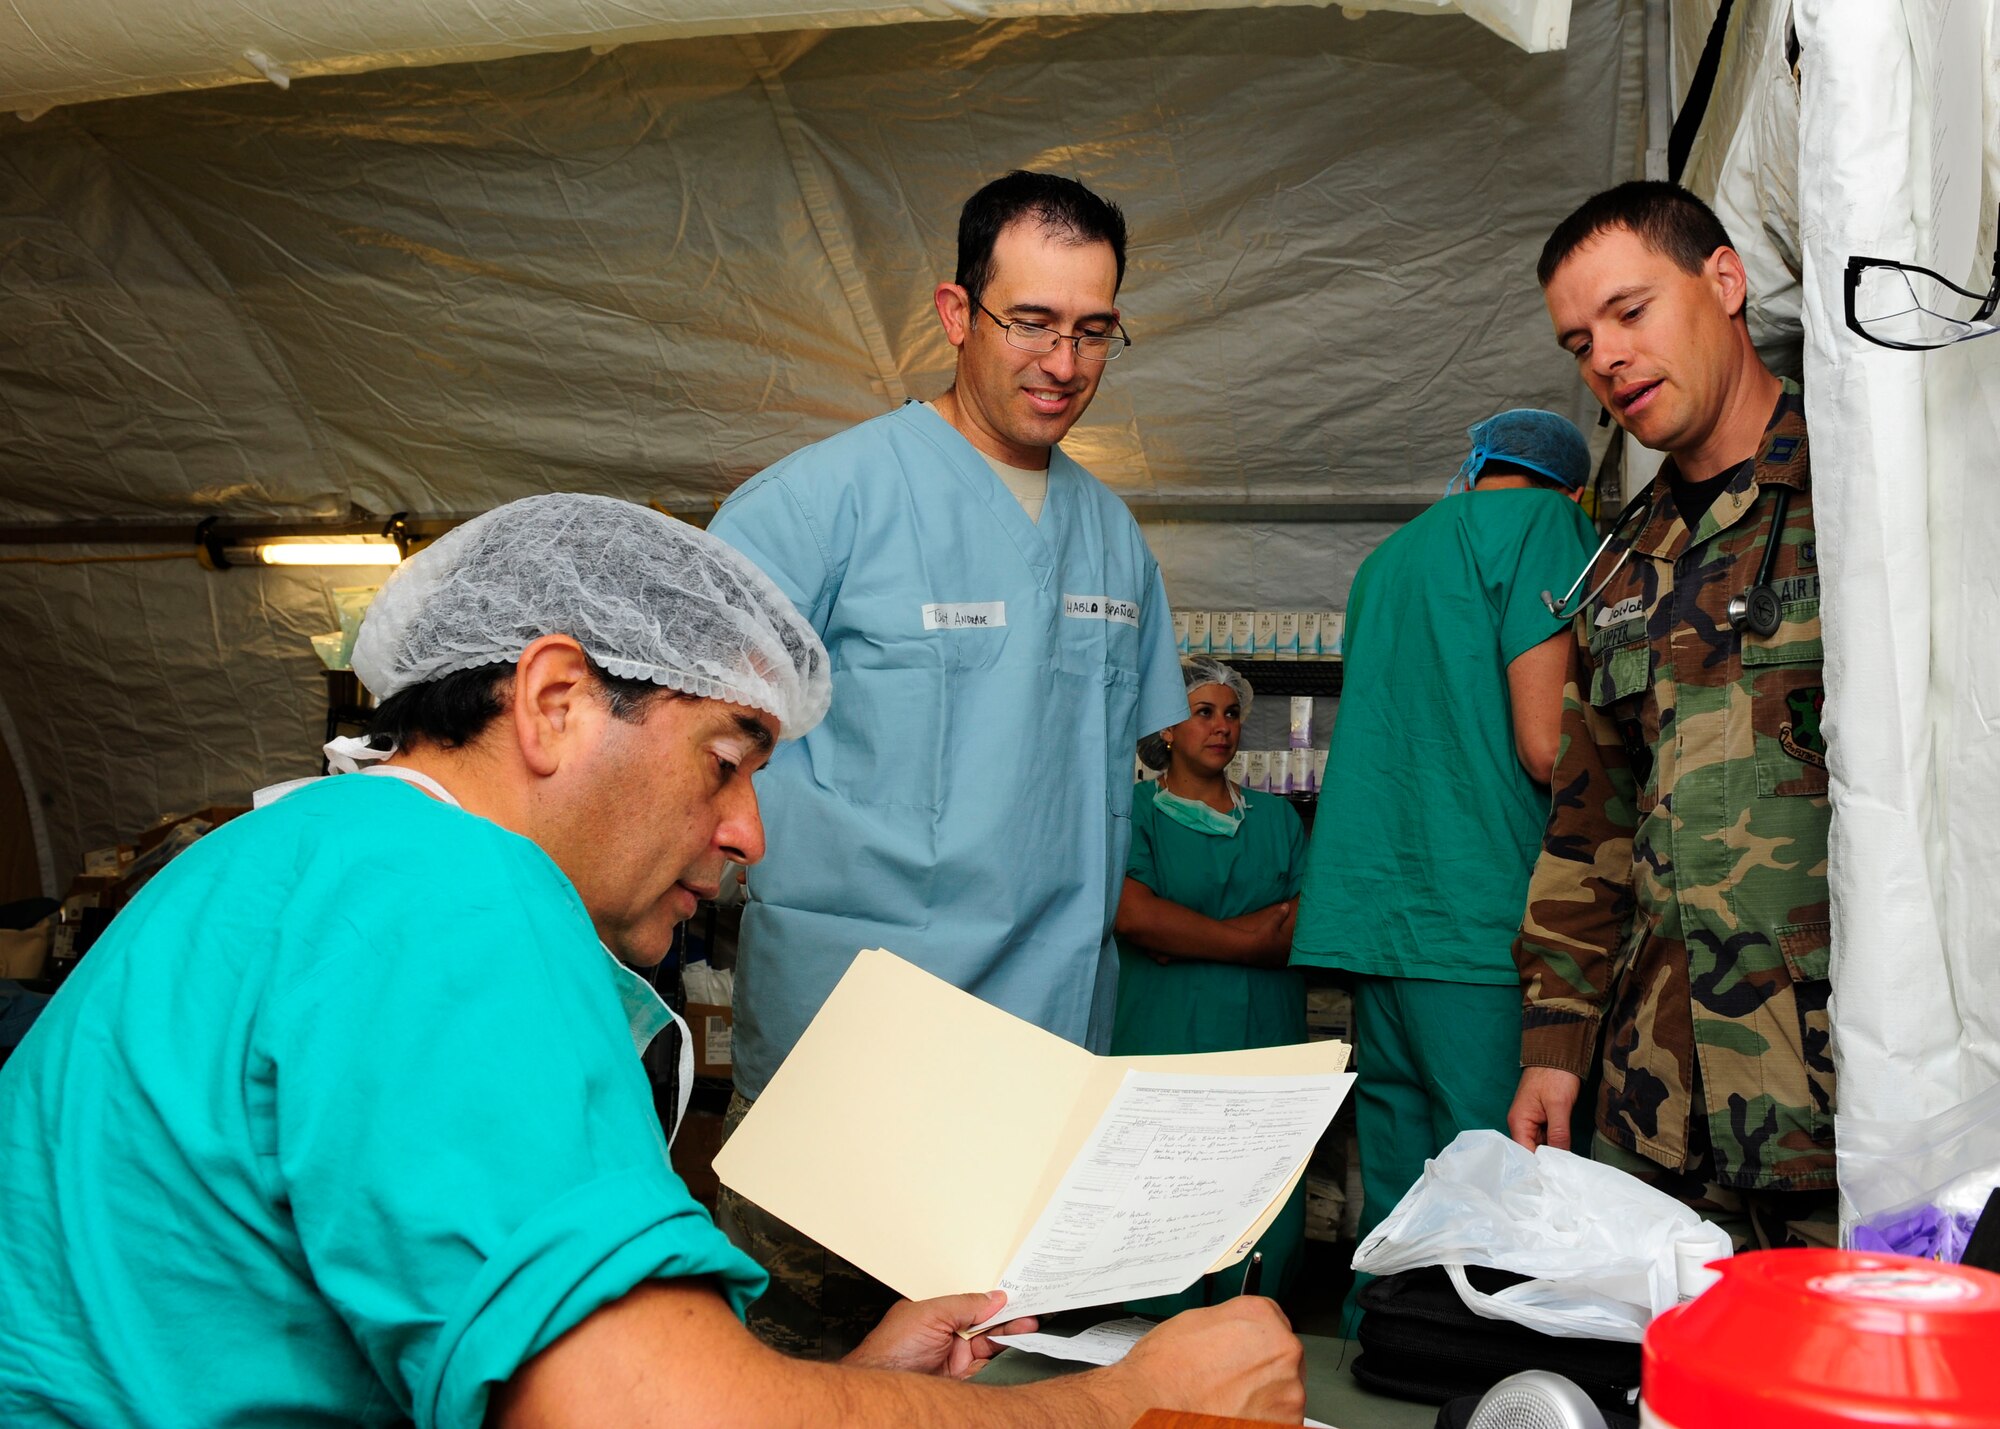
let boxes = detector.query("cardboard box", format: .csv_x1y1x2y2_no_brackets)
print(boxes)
687,1001,734,1079
64,875,120,906
1276,611,1300,658
80,845,130,878
135,805,248,857
1298,611,1322,659
1252,610,1279,658
0,919,50,981
669,1107,728,1211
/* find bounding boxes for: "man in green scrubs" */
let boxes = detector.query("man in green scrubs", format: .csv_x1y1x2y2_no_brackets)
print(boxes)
1290,412,1597,1319
1112,657,1309,1310
0,495,1306,1428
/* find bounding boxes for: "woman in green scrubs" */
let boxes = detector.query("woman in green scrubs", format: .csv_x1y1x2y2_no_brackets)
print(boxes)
1112,656,1309,1313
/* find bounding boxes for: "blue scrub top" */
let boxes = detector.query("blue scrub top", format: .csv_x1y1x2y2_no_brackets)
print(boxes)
710,402,1187,1097
0,775,765,1429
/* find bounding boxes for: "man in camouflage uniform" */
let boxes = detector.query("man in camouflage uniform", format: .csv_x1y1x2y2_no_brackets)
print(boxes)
1507,182,1836,1248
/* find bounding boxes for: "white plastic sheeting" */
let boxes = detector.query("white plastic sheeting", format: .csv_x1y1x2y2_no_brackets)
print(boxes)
1793,0,2000,1120
1672,0,1804,375
0,0,1573,116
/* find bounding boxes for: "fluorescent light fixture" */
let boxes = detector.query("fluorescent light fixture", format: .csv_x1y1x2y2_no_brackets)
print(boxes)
248,541,402,567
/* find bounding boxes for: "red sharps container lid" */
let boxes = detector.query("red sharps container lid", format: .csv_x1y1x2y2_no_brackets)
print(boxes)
1643,1249,2000,1427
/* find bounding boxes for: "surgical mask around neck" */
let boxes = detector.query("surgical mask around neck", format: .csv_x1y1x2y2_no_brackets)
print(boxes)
1154,783,1245,837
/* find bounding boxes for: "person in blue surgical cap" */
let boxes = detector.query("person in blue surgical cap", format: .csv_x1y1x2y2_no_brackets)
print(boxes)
1289,409,1598,1329
0,495,1305,1428
708,171,1188,1358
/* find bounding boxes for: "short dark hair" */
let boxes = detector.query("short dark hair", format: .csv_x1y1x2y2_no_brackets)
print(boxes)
1537,181,1737,288
367,657,677,750
956,171,1128,308
1477,458,1573,492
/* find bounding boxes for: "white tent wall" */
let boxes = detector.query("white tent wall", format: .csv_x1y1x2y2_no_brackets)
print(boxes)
0,685,54,900
0,2,1641,881
1673,0,1804,376
0,1,1574,116
1793,0,2000,1123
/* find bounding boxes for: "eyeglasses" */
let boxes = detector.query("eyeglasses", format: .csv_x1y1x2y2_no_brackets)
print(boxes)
1845,207,2000,351
975,302,1131,361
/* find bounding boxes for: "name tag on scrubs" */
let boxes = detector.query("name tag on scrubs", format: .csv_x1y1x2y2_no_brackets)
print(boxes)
1063,594,1140,627
922,601,1007,630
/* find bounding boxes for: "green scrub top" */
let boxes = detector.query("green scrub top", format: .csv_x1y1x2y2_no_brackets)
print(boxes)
1111,780,1309,1315
1291,487,1597,983
1112,781,1308,1057
0,774,766,1429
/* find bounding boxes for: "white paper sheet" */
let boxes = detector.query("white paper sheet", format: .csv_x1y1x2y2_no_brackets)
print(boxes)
978,1071,1354,1327
989,1316,1157,1366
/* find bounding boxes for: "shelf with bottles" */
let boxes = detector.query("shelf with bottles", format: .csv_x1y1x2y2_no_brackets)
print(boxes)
1137,746,1325,799
1171,609,1345,697
1222,659,1343,698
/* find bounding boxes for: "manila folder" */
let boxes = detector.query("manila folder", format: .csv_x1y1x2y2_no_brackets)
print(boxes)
712,948,1349,1304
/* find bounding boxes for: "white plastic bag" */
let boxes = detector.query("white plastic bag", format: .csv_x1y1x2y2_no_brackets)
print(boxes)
1839,1079,2000,1259
1351,1130,1732,1342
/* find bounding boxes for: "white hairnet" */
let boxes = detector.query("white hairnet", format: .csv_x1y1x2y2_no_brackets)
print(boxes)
1137,656,1254,770
353,493,830,738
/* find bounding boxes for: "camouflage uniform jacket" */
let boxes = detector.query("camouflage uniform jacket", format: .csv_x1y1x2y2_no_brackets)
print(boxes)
1513,381,1833,1192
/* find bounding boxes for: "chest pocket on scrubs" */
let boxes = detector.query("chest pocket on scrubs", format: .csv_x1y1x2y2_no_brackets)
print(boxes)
1741,599,1828,798
820,665,945,809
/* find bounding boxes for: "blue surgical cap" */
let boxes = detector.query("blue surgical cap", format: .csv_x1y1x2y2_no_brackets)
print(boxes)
1447,409,1592,494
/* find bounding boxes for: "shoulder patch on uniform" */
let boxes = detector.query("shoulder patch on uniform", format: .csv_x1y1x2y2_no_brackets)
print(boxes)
1780,686,1828,768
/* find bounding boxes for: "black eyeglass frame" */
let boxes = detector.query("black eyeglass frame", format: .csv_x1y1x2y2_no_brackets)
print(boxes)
1844,206,2000,352
974,301,1132,361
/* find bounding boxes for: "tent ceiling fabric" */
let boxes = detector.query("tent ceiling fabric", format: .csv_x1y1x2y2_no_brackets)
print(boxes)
0,0,1573,115
0,4,1635,528
0,1,1638,880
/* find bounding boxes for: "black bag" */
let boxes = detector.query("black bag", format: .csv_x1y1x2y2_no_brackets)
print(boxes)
1352,1265,1643,1419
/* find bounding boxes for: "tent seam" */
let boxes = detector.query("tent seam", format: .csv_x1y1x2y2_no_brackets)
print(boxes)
0,672,57,899
735,34,907,407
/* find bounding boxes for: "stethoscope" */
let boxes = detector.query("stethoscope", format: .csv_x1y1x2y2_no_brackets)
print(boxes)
1540,481,1795,638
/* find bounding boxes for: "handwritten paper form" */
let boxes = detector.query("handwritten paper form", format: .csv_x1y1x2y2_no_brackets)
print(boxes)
984,1074,1350,1324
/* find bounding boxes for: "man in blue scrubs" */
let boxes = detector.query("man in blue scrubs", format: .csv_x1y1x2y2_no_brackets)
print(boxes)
710,172,1189,1356
0,496,1303,1428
